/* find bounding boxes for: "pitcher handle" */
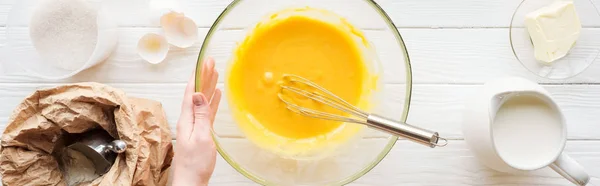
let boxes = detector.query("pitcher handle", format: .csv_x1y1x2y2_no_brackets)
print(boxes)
550,153,589,186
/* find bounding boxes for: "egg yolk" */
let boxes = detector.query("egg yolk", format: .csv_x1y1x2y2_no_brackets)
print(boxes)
227,8,373,156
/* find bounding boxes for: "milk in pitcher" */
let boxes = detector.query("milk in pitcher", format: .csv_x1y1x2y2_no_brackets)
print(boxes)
492,94,564,169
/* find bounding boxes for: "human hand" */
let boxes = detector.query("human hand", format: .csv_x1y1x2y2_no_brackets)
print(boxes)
173,57,222,186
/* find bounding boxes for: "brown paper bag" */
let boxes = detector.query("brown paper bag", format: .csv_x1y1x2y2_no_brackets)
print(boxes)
0,83,174,186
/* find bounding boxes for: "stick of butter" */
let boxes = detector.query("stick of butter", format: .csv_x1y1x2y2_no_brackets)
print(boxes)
525,1,581,63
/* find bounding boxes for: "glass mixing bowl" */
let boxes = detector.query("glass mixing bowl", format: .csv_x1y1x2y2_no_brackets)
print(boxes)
195,0,411,185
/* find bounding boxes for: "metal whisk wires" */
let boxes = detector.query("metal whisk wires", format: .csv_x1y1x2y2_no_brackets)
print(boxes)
278,74,368,124
277,74,447,148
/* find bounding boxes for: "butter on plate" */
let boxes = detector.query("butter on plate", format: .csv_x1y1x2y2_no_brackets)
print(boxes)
525,1,581,63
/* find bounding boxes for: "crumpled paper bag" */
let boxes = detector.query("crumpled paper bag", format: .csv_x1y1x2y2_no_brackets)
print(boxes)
0,83,174,186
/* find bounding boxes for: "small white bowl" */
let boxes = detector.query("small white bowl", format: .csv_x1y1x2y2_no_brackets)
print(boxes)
3,0,119,79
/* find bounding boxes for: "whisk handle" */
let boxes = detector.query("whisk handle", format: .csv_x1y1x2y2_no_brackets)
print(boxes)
367,114,447,148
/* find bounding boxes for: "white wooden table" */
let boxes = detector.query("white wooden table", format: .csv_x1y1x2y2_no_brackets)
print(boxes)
1,0,599,185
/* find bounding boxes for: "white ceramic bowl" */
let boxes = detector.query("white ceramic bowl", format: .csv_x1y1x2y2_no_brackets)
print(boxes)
3,0,118,79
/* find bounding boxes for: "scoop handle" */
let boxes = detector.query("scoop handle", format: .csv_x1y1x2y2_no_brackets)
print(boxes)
366,114,447,148
105,140,127,153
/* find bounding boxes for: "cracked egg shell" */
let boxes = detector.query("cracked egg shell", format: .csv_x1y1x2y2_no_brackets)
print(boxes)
137,33,169,64
160,11,198,48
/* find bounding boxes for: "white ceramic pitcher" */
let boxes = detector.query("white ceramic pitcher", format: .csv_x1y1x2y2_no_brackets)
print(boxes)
463,77,589,186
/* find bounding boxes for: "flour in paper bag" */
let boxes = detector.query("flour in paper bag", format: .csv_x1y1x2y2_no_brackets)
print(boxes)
0,83,174,186
59,148,100,186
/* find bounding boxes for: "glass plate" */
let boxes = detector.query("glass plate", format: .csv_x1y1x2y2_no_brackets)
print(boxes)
510,0,600,79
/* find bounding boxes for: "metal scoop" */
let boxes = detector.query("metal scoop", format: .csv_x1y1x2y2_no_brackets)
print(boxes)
68,129,127,175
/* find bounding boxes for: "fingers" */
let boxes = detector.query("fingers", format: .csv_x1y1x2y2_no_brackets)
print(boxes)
209,89,222,125
192,93,212,138
200,57,220,124
205,71,219,102
185,57,220,139
182,74,196,113
177,74,196,135
201,58,216,98
200,58,214,95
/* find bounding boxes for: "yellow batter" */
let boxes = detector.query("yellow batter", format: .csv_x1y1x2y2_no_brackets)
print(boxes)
227,7,378,157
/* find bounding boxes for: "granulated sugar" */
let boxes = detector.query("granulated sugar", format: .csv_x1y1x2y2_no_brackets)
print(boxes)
29,0,99,71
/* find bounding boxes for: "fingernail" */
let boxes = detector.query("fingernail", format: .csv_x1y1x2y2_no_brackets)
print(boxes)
209,62,215,71
193,93,205,106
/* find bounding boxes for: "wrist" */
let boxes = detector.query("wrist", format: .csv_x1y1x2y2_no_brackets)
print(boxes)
172,177,208,186
172,171,209,186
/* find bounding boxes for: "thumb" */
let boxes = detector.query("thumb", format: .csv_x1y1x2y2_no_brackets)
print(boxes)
192,93,212,130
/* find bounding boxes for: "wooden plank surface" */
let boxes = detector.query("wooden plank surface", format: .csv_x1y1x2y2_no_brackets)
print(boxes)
4,27,600,84
205,140,600,186
2,0,600,28
1,0,600,185
0,83,599,140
